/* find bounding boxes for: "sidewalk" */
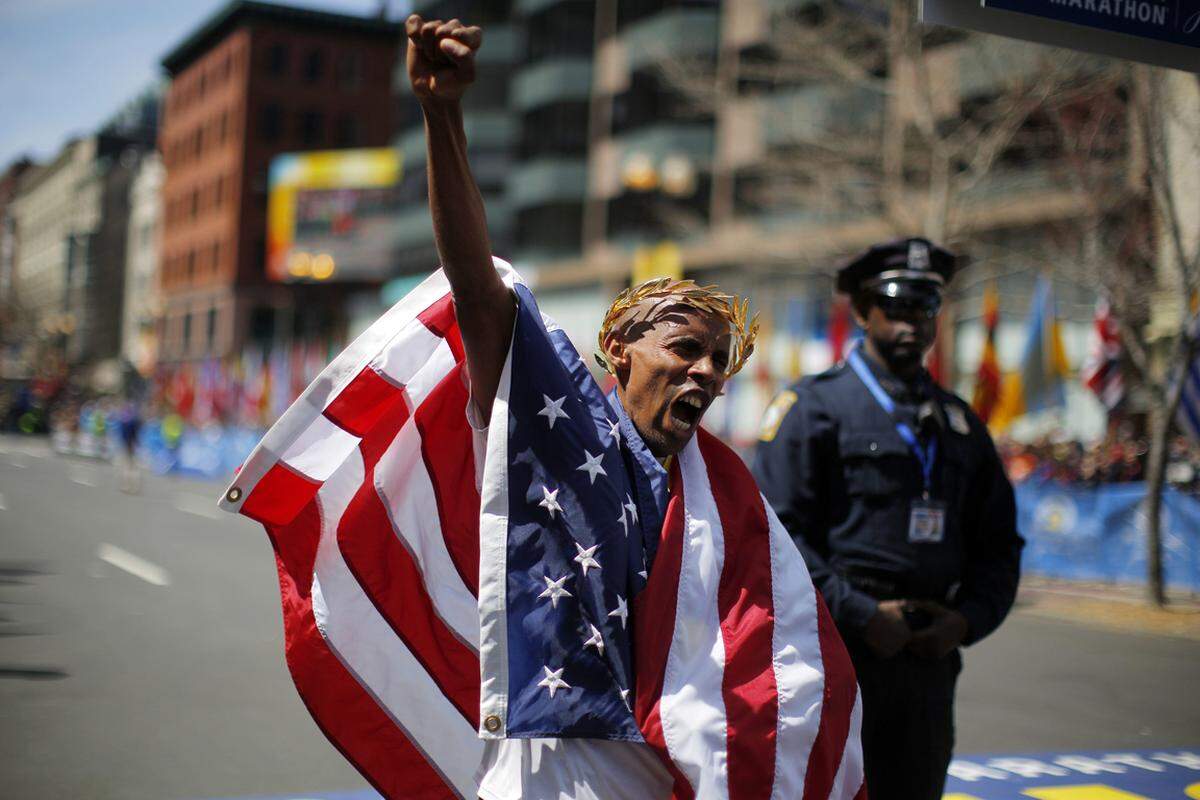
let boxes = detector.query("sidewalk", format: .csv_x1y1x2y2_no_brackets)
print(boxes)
1015,576,1200,640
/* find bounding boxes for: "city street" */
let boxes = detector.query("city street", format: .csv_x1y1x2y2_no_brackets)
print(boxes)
1,433,1197,800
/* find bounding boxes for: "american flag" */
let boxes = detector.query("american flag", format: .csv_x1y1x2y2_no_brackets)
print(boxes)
219,260,865,799
1081,298,1125,411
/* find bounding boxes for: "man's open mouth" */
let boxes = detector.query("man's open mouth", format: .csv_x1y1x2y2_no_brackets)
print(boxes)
668,393,705,429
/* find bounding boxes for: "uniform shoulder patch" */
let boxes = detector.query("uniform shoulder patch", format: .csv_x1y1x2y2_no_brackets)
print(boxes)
945,403,971,436
759,390,799,442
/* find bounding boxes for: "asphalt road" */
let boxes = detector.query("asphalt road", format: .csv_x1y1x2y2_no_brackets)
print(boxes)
1,434,1196,800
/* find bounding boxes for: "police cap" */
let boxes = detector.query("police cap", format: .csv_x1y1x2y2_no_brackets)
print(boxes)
835,238,957,299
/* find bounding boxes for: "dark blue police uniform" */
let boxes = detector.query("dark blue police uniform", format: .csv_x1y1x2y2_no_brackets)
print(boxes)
753,239,1024,800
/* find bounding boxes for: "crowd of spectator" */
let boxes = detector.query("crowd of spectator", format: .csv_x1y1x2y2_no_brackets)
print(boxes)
998,433,1200,492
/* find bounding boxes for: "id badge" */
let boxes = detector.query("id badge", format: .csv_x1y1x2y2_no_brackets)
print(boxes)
908,498,946,543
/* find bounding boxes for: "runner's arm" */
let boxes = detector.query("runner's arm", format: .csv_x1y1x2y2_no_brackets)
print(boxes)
408,15,515,415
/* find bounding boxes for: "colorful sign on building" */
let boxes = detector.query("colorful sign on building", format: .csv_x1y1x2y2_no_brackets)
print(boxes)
267,148,402,283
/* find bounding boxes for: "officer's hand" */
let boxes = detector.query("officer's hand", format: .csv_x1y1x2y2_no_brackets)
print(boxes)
905,601,968,659
406,15,482,105
863,599,912,659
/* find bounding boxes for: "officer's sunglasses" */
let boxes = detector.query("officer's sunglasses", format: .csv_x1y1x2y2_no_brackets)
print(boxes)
872,293,942,320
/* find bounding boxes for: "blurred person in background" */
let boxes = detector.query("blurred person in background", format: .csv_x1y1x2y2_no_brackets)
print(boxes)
753,239,1024,800
116,396,144,493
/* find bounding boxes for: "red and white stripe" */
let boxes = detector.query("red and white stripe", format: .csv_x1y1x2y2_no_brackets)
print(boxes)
222,260,863,800
221,266,493,800
633,430,864,800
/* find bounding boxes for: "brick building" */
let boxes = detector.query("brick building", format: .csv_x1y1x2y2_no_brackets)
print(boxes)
158,1,400,361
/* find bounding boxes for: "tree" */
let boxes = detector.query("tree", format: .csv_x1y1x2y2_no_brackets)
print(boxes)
656,0,1109,250
649,1,1200,602
1042,64,1200,605
646,0,1128,397
1129,69,1200,605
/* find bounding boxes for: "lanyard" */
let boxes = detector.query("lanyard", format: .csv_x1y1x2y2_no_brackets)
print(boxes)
847,348,937,497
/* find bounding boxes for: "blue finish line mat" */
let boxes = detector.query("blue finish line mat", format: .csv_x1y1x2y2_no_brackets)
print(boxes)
944,748,1200,798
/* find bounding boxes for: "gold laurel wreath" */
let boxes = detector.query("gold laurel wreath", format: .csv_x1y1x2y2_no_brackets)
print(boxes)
594,277,759,378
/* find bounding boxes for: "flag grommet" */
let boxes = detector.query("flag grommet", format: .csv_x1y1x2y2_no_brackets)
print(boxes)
483,715,501,733
226,487,242,503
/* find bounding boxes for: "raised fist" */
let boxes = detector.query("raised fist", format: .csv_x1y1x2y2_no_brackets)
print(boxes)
406,15,482,105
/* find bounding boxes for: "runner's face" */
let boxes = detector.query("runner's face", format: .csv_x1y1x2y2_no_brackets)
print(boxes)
612,305,730,457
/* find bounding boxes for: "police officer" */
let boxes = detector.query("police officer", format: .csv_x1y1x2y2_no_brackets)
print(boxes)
753,238,1023,800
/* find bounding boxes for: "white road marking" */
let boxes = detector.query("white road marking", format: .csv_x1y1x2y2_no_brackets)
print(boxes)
173,492,222,520
0,492,6,510
69,470,98,487
7,458,27,469
0,442,49,458
96,544,170,587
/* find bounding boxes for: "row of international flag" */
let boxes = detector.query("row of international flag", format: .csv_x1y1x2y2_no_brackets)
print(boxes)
971,276,1077,431
151,340,334,427
148,279,1199,443
969,275,1200,441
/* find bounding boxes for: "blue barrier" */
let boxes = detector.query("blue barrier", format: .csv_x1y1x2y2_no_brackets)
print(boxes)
119,417,1200,592
1016,480,1200,592
136,421,264,481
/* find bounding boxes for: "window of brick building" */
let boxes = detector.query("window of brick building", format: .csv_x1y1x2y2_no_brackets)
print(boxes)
299,111,324,147
336,51,362,89
183,312,193,351
302,48,325,83
190,188,200,219
187,249,196,279
261,104,283,142
333,114,360,148
207,307,218,351
266,43,289,76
